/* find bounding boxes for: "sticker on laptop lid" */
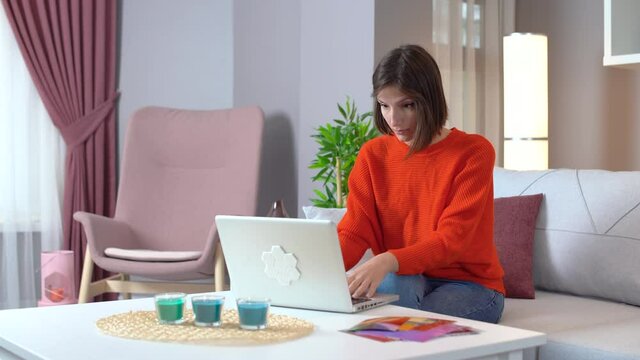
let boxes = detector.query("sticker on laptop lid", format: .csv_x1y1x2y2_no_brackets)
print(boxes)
261,245,301,286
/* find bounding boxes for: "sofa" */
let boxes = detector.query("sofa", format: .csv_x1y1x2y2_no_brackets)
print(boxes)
494,168,640,360
304,167,640,359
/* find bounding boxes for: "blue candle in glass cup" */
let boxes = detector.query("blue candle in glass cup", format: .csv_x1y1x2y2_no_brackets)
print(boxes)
237,297,270,330
191,294,225,327
154,293,186,325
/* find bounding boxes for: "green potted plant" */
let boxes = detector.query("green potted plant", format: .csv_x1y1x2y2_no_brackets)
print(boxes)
309,97,379,208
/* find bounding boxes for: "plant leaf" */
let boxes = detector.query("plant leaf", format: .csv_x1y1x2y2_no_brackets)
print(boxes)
309,96,378,208
337,103,347,119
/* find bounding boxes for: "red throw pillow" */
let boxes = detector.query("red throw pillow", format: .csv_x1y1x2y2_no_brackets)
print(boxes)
494,194,543,299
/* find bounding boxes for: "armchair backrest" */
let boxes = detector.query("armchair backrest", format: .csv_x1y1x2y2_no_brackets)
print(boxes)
115,106,264,251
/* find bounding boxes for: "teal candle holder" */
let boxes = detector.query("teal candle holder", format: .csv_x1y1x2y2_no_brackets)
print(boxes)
236,297,270,330
191,294,225,327
154,292,186,325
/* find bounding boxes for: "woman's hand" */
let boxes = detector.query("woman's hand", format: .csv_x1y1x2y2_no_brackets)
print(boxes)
347,252,399,298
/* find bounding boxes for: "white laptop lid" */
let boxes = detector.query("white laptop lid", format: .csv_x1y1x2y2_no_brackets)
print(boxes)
215,215,396,313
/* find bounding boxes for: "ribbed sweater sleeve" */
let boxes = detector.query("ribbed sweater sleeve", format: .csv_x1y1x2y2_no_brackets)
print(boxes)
337,141,382,270
337,129,504,294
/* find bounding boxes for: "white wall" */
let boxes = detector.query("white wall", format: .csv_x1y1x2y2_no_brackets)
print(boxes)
118,0,376,217
118,0,233,157
374,0,432,64
516,0,640,170
298,0,375,215
118,0,438,216
234,0,377,216
233,0,300,216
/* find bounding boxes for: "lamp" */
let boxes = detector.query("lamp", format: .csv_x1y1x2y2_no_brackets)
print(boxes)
503,33,548,170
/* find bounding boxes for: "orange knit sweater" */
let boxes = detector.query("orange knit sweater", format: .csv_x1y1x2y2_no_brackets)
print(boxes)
338,128,505,294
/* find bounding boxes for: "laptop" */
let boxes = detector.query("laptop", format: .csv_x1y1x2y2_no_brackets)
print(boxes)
215,215,399,313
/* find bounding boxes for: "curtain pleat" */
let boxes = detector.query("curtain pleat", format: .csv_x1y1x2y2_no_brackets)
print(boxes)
1,0,119,301
430,0,515,165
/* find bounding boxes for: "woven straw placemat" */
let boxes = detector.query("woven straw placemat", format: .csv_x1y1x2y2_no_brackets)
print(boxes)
96,309,314,346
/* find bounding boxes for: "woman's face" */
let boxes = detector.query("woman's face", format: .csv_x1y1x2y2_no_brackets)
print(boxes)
376,86,418,146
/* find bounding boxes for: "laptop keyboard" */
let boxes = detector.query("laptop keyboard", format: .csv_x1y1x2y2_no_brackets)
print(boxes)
351,297,372,305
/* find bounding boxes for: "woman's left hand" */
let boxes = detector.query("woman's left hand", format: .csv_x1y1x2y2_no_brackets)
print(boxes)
347,252,399,298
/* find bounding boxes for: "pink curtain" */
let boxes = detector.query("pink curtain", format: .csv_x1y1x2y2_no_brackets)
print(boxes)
2,0,118,300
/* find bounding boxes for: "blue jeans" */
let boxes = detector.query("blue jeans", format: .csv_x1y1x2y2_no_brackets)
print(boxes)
377,273,504,323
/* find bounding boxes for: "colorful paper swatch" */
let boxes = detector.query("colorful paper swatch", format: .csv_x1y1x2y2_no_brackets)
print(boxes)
342,316,477,343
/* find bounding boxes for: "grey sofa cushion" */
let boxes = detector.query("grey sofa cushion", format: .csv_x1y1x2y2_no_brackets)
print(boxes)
494,168,640,307
502,291,640,360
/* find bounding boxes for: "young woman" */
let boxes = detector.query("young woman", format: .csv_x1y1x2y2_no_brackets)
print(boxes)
337,44,505,323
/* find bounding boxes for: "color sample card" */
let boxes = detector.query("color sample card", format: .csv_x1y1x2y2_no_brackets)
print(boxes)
342,316,477,343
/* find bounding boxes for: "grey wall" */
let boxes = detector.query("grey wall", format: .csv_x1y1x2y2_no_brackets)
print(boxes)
298,0,375,215
374,0,432,64
118,0,233,156
118,0,376,217
233,0,300,216
121,1,621,218
517,0,640,170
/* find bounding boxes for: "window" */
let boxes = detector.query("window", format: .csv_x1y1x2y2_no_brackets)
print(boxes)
0,10,65,236
432,0,482,49
0,7,65,309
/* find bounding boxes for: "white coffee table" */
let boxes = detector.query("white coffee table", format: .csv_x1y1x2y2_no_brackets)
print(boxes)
0,292,545,360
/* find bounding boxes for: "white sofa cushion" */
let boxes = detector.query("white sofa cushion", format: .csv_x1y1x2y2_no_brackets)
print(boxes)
502,291,640,360
494,168,640,307
301,206,347,224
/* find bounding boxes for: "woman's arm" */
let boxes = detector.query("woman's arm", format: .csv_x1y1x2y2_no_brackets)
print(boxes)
338,142,398,298
337,143,383,271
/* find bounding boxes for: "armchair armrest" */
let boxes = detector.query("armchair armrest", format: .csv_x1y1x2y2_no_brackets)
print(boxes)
73,212,136,256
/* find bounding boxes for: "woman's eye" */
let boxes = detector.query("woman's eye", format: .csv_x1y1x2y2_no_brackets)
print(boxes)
379,103,389,109
404,102,415,108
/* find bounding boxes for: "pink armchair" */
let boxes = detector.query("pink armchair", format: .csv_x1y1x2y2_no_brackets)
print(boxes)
74,106,264,303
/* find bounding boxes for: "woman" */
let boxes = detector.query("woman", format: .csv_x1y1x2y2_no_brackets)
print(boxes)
337,44,505,323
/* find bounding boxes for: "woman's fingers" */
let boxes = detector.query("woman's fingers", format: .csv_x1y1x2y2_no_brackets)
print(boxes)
366,282,378,298
347,274,359,294
354,279,371,298
348,271,371,298
347,253,397,298
348,272,362,295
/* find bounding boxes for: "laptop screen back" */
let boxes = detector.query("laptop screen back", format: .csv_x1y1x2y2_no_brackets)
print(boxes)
215,215,355,312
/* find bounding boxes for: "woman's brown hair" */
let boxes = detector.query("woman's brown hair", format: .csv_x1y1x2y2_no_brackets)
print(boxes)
372,45,448,155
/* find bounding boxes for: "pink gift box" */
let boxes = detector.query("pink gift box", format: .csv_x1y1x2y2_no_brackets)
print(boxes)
38,250,77,306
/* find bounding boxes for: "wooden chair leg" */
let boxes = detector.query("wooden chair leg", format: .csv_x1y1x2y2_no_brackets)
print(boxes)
78,247,95,304
214,242,226,291
120,274,131,300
